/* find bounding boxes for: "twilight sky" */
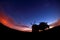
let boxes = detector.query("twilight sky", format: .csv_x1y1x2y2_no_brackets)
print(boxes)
0,0,60,27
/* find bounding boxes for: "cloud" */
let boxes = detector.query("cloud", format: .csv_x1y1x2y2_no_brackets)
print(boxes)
50,19,60,27
0,11,32,32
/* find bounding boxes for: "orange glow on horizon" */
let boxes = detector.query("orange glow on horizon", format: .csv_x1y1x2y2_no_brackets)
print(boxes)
0,11,59,32
0,12,32,32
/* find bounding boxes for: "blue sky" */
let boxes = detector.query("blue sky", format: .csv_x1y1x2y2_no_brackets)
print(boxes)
0,0,60,27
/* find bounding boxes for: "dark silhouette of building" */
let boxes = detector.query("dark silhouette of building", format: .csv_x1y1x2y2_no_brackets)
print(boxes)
32,24,39,32
39,22,49,31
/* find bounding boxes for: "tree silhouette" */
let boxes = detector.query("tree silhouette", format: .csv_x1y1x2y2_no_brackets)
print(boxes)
39,22,49,31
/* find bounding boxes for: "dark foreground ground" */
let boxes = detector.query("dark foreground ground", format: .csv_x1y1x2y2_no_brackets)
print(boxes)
0,23,60,32
0,23,23,32
41,26,60,32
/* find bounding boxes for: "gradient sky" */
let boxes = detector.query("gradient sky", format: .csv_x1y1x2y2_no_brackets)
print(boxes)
0,0,60,27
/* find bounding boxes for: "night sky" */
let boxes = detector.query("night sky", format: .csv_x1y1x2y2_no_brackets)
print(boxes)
0,0,60,27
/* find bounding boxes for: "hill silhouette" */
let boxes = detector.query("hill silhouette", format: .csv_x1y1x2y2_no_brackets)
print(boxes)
0,23,23,32
50,19,60,27
0,22,60,32
41,25,60,32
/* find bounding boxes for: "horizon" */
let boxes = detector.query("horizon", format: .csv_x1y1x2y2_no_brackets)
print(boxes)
0,0,60,27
